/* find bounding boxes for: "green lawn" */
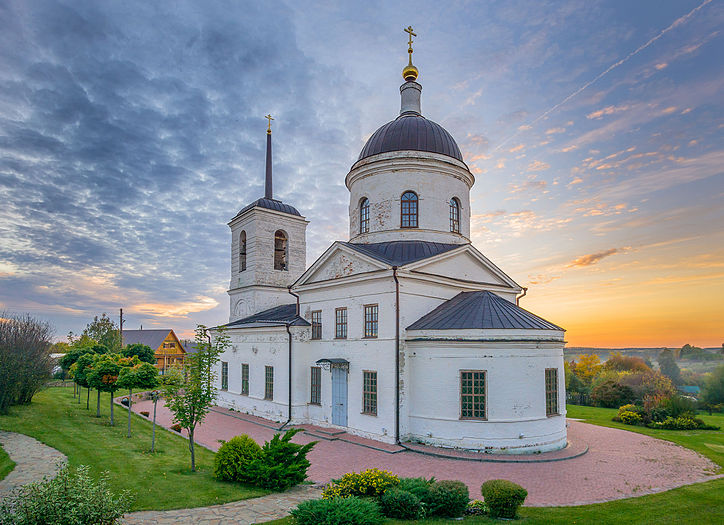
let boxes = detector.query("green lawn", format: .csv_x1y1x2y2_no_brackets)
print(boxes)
0,442,15,481
269,405,724,525
0,387,268,510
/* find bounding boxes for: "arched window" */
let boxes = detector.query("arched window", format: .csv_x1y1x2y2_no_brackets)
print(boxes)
274,230,288,271
239,231,247,272
449,198,460,233
360,197,370,234
401,191,418,228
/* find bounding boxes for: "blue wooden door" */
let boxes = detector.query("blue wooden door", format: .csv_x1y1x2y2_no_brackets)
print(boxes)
331,367,348,426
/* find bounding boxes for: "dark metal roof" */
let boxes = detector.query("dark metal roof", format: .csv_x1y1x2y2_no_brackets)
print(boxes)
224,303,310,328
341,240,461,266
235,197,301,218
407,291,564,331
122,329,172,351
358,114,464,163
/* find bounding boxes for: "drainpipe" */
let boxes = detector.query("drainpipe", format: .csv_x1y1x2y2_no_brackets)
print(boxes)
288,286,300,315
279,284,300,431
393,266,401,444
516,287,528,306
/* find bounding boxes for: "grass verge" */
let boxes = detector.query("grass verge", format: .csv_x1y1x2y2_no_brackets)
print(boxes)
0,387,268,510
0,442,15,481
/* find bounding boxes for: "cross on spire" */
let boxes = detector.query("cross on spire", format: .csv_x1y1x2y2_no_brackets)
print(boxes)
265,114,274,134
404,26,417,61
402,26,419,81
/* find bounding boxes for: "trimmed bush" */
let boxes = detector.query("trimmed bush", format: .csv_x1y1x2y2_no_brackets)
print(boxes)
170,423,182,432
322,468,400,499
245,429,316,490
214,434,263,483
481,479,528,519
619,410,643,426
140,411,150,417
379,488,423,519
0,465,131,525
291,496,384,525
427,479,469,518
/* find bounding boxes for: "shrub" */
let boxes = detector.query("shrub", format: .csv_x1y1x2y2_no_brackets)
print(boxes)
170,423,182,432
291,496,384,525
591,379,635,408
648,415,720,431
0,465,132,525
481,479,528,519
466,499,489,516
427,480,469,518
379,488,423,519
619,410,643,425
246,429,316,490
322,468,400,499
214,434,263,483
396,476,435,503
140,411,150,417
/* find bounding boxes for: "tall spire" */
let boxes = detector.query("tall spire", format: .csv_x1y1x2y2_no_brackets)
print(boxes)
264,114,274,199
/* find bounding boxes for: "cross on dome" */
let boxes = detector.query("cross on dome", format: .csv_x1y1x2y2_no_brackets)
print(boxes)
402,26,419,82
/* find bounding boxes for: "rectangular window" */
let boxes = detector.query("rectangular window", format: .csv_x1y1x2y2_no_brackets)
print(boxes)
241,363,249,395
310,366,321,405
460,370,486,420
364,304,378,338
546,368,559,416
363,370,377,415
265,366,274,400
335,307,347,339
311,310,322,340
221,362,228,391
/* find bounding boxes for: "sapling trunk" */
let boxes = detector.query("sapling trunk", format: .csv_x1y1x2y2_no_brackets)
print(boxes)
110,391,115,426
189,427,196,472
86,387,90,409
96,390,101,417
126,388,133,438
151,396,158,452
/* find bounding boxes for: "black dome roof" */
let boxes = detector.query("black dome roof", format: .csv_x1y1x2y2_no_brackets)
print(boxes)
358,114,463,163
235,197,301,218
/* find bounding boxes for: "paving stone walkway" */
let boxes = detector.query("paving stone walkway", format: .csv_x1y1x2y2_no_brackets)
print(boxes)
0,431,67,500
123,484,322,524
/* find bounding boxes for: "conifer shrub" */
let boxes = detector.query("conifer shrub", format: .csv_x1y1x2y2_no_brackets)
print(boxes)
246,428,316,490
379,488,424,519
214,434,263,483
481,479,528,519
427,479,469,518
0,465,131,525
291,496,384,525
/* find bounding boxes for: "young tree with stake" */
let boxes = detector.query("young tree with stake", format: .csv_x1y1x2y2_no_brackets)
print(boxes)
86,354,122,425
162,326,228,471
116,358,159,438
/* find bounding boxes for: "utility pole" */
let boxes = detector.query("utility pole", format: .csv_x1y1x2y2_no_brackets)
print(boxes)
119,308,125,352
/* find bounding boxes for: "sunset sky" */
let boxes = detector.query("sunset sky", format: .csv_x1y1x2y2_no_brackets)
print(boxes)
1,1,722,347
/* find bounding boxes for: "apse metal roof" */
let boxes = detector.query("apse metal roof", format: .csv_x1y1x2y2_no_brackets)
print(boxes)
235,197,301,218
341,240,461,266
224,303,310,328
358,114,464,163
407,291,563,331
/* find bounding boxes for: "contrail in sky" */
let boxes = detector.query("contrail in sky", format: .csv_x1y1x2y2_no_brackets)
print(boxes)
493,0,713,152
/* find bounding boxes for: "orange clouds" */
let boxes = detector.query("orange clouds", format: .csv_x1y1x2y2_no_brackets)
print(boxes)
567,248,622,268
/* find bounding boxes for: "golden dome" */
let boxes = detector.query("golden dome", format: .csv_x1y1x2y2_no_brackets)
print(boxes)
403,63,418,82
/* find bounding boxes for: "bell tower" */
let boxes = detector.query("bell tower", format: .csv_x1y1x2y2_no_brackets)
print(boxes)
227,116,308,321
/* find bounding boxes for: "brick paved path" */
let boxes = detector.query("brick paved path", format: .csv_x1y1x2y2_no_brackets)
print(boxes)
131,400,722,507
0,431,67,499
123,484,322,525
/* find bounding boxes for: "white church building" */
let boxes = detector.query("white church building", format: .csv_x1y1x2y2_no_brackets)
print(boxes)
212,37,567,454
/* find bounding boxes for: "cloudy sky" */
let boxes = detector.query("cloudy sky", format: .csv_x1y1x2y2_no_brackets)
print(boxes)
1,0,722,347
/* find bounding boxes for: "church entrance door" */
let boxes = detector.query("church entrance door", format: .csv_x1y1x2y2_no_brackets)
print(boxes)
331,367,348,426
